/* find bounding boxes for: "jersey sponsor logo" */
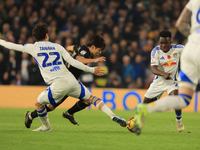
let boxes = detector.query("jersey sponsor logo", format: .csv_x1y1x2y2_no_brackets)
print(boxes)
173,53,177,58
167,55,171,59
50,66,61,72
162,61,177,67
40,47,55,50
80,50,86,55
160,56,165,60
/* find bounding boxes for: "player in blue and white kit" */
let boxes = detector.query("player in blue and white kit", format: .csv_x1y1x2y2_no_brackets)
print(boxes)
143,30,184,132
24,35,127,129
133,0,200,135
0,22,121,131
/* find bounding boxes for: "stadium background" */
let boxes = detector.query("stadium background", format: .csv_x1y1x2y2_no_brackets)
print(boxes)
1,0,199,111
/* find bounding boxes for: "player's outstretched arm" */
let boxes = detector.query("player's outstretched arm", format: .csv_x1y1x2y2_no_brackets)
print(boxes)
0,39,24,52
62,47,99,74
76,56,106,64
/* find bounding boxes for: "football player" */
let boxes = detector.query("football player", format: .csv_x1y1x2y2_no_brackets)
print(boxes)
134,0,200,135
25,34,127,129
143,30,185,132
0,22,105,131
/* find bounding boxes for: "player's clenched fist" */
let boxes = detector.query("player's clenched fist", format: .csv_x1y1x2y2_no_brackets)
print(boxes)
162,72,172,80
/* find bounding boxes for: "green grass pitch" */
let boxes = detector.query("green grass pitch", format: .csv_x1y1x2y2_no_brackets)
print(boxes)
0,108,199,150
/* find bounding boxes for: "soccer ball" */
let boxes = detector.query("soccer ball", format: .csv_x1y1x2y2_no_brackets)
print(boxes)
127,117,135,133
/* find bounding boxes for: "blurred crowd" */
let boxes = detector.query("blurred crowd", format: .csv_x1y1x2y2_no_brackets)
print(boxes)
0,0,188,88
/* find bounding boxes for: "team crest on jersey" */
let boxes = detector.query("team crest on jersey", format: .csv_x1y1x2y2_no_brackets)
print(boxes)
173,53,177,58
80,50,86,55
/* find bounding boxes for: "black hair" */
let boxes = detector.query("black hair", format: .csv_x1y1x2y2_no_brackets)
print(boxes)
32,22,48,41
159,30,171,38
86,35,106,50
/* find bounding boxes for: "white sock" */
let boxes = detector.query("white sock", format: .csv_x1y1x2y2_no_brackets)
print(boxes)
147,96,187,114
100,105,116,118
95,101,116,118
38,114,51,128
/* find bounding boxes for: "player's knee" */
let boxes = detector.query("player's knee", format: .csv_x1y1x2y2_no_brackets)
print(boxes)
47,104,56,110
143,97,157,104
35,101,44,110
143,99,149,103
78,100,90,109
83,99,91,105
179,93,192,106
84,95,93,104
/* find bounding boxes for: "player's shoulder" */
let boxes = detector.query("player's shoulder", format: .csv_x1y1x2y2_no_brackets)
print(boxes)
74,45,88,50
171,44,184,49
74,45,89,54
22,43,36,52
49,41,62,47
37,41,62,48
151,45,161,56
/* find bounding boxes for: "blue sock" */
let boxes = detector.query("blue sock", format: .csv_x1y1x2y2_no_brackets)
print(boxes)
36,107,47,117
175,112,182,120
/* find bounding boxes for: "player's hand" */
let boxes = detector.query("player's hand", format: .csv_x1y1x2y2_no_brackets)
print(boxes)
94,56,106,63
94,67,105,76
163,73,173,80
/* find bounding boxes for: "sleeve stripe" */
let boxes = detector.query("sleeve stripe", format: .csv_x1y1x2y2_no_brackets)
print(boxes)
151,46,160,56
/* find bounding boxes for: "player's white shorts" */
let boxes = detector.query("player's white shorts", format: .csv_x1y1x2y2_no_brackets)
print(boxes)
37,72,91,106
144,79,179,99
178,40,200,90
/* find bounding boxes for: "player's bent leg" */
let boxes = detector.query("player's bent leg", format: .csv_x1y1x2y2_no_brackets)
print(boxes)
89,95,127,127
134,89,193,135
25,104,55,129
32,80,69,131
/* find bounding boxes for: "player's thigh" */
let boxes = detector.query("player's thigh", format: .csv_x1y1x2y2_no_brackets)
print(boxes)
37,78,71,106
65,80,91,100
166,82,179,95
144,81,167,98
180,42,200,86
